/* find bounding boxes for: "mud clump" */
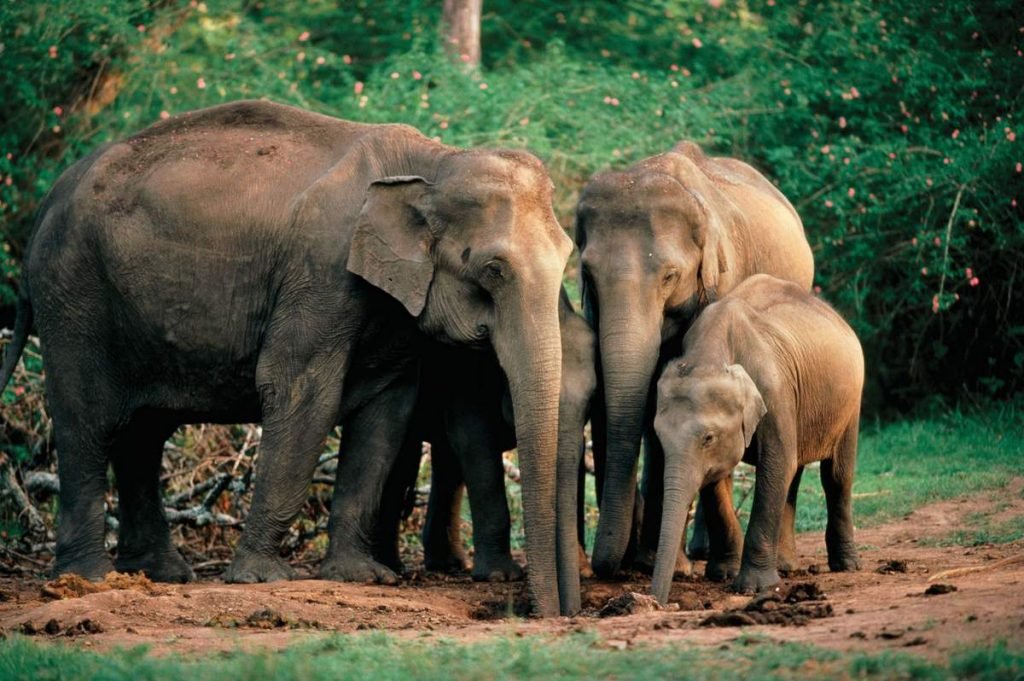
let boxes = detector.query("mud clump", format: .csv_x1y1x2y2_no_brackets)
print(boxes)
206,608,322,630
924,583,958,596
876,560,909,574
700,583,833,628
598,592,669,618
19,617,103,637
469,589,532,620
41,572,161,601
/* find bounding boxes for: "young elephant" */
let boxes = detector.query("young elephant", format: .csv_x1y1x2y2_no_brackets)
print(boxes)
650,274,864,603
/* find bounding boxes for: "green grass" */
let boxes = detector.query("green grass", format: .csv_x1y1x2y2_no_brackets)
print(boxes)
0,633,1021,681
928,512,1024,548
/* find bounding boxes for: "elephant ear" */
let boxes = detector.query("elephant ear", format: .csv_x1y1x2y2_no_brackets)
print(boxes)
697,208,730,303
347,176,436,317
726,364,766,448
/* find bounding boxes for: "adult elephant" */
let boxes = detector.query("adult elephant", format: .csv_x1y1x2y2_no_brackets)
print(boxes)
0,100,573,616
577,141,813,580
367,288,596,615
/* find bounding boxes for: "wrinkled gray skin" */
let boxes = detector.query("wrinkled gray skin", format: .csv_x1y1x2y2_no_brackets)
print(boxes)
0,101,573,616
577,142,814,580
370,289,596,614
650,275,864,603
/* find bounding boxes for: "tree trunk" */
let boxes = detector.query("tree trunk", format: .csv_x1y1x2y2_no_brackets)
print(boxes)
441,0,482,68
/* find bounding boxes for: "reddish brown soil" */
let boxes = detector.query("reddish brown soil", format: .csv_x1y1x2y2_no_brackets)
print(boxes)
2,481,1022,658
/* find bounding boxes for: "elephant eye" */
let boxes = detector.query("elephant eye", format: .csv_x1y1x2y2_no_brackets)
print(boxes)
662,269,679,289
701,432,715,448
482,259,507,283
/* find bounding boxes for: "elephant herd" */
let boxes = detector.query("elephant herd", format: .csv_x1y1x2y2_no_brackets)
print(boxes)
0,100,864,617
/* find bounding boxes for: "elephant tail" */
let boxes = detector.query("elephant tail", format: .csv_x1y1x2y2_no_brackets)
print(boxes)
1,285,32,392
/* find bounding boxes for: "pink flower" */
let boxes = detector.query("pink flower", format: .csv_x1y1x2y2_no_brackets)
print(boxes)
824,199,834,208
137,24,146,32
670,64,679,71
934,237,942,246
53,106,63,116
889,152,897,159
412,70,422,80
911,237,918,246
965,267,973,278
926,178,933,186
354,81,364,94
159,111,170,120
692,38,703,48
921,267,928,275
479,82,488,90
849,86,860,98
900,124,908,134
838,116,847,129
196,77,207,89
631,72,640,79
952,129,959,139
970,277,980,287
847,187,855,198
343,54,353,65
440,121,448,129
932,295,940,313
316,56,326,65
298,31,310,42
4,176,11,186
813,285,822,293
820,145,830,154
1009,132,1018,142
13,386,24,397
1016,162,1022,173
460,53,471,63
48,45,58,58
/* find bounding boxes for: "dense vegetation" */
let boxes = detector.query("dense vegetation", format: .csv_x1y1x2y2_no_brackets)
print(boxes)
1,0,1022,412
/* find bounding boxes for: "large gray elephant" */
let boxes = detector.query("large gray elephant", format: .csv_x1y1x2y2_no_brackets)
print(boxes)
0,100,573,616
367,288,596,614
576,141,814,579
650,275,864,602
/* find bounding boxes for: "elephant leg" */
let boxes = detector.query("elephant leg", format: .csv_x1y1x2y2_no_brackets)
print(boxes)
372,429,423,574
422,438,470,573
225,347,346,584
701,475,744,582
686,498,711,560
448,417,522,583
822,424,861,572
777,465,804,575
734,418,798,593
111,416,193,583
321,376,418,584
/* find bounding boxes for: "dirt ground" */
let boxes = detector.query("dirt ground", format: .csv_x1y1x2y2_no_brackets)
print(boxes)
2,481,1023,659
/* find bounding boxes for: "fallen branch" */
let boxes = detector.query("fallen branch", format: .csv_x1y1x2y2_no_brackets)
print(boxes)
928,554,1024,582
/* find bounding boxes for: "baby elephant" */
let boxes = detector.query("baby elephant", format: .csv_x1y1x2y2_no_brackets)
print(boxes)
650,274,864,603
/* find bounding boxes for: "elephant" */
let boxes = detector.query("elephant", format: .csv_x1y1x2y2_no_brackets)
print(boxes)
575,141,814,580
649,274,864,602
367,287,596,614
0,100,574,616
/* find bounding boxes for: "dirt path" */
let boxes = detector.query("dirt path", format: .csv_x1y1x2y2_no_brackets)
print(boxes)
2,481,1022,658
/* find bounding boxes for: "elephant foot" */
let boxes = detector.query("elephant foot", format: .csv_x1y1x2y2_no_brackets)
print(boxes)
321,554,399,585
828,552,861,573
732,565,781,594
424,546,470,574
776,552,799,576
116,548,194,583
471,553,524,582
704,555,741,582
633,546,691,578
53,553,115,581
578,543,594,579
224,550,296,584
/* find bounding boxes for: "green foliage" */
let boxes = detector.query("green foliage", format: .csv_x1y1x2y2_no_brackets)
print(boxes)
0,0,1021,409
0,632,1021,680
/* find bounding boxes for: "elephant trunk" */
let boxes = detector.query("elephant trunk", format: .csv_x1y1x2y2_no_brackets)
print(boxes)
651,456,702,605
492,294,564,617
590,307,662,578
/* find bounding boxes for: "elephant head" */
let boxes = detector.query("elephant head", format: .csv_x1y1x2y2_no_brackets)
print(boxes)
347,149,574,616
576,156,734,577
649,361,766,603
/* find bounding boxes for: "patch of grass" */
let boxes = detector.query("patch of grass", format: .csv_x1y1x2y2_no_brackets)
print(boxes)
0,633,1021,681
784,405,1024,535
931,515,1024,548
